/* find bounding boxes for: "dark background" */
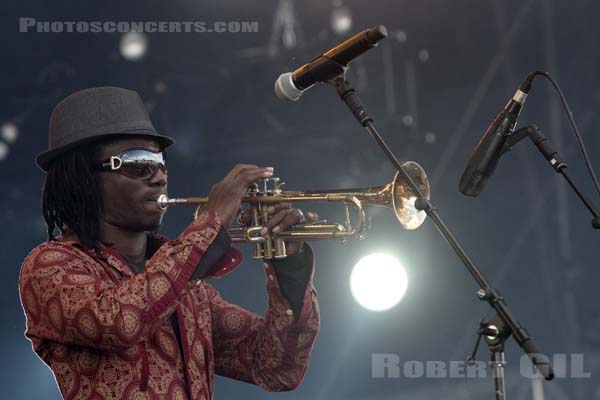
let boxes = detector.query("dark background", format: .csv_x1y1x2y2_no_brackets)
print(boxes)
2,0,600,398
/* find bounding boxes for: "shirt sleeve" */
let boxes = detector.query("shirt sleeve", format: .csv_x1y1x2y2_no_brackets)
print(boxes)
190,228,231,281
270,243,313,320
19,210,223,354
206,253,320,392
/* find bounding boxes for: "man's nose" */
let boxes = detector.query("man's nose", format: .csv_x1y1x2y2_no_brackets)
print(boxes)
148,165,167,186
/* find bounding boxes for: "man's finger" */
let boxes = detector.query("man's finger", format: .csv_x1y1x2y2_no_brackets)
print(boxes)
273,209,304,234
266,202,292,214
238,203,297,228
305,211,318,223
238,209,252,225
260,208,290,236
238,167,274,186
225,163,258,180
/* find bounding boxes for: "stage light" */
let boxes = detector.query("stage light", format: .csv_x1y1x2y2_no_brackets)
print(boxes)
0,142,8,161
331,6,352,35
120,31,148,61
425,131,436,144
282,28,296,49
350,253,408,311
394,30,408,43
1,122,18,143
154,81,167,94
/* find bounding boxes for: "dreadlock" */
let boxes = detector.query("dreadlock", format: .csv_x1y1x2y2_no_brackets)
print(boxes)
42,142,104,253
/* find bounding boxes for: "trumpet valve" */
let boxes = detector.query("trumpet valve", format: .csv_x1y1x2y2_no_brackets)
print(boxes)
256,176,285,195
253,242,264,259
274,238,287,259
272,178,285,193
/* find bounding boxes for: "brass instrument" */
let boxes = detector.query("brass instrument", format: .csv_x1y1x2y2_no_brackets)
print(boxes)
157,161,430,259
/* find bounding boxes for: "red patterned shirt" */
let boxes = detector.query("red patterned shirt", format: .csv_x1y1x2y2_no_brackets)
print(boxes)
19,210,320,399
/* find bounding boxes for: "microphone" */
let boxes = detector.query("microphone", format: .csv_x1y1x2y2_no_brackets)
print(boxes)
459,73,535,196
274,25,387,101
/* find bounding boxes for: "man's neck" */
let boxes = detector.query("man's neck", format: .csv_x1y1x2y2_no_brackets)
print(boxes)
98,220,147,264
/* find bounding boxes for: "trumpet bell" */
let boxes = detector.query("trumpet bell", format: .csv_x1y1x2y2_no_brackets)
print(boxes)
391,161,430,230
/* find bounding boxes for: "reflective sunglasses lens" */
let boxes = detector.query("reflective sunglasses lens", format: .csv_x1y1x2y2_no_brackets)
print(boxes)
122,161,158,179
120,150,166,179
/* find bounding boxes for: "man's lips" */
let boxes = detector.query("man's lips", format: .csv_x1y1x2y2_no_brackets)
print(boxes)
145,194,167,210
145,193,166,202
144,196,166,214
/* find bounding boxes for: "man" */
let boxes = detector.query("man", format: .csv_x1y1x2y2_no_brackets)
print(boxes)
19,87,320,399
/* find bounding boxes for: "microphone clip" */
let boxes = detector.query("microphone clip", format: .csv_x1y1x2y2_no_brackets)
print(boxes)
328,76,373,126
503,125,567,172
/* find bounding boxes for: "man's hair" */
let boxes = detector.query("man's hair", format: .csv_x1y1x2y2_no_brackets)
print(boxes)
42,142,103,252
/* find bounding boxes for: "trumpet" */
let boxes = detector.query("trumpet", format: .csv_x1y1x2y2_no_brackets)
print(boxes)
157,161,430,259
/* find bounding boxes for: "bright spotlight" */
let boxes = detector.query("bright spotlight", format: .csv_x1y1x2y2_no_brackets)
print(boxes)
331,6,352,35
120,31,148,61
1,122,18,143
350,253,408,312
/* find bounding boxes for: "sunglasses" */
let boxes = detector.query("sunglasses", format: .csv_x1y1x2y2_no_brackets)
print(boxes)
96,148,167,180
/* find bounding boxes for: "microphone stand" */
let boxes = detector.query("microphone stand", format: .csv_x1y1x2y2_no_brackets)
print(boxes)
504,125,600,229
327,75,555,399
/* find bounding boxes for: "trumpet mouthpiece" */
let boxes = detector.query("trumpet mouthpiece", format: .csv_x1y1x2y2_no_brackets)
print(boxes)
157,194,170,210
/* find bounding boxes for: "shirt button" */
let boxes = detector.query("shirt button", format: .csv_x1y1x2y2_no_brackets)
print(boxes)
286,309,293,316
268,274,274,281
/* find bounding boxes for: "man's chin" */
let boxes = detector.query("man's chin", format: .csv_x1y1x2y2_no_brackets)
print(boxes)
132,216,163,233
141,218,163,233
146,223,162,232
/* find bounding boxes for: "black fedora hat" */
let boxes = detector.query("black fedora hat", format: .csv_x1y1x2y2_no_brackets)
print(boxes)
36,86,175,171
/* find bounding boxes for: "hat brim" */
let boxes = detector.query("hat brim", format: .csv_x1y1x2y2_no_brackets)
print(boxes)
36,132,175,171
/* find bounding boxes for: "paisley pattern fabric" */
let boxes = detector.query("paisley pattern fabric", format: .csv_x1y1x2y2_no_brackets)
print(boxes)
19,210,320,399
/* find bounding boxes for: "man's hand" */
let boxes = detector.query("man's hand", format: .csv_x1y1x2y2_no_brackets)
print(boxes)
239,202,318,256
205,164,274,228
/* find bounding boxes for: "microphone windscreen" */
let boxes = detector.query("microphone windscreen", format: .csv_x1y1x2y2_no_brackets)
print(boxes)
274,72,303,101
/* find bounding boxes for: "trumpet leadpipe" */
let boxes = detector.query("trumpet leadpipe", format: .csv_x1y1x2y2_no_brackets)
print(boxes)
156,194,208,209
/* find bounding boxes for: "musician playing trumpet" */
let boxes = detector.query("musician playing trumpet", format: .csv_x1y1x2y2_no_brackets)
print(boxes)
19,87,320,400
